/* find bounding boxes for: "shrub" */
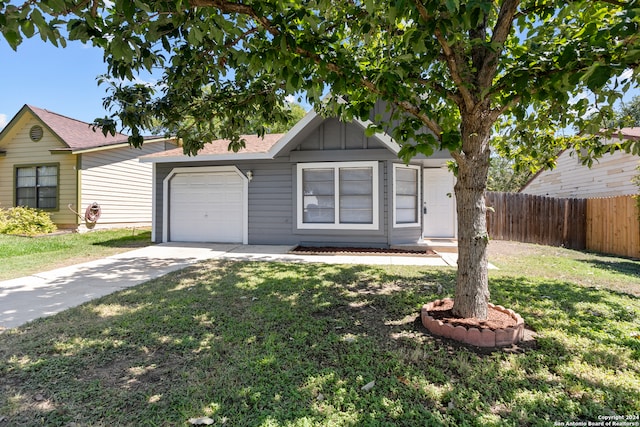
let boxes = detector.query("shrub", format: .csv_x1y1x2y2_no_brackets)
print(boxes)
0,206,57,236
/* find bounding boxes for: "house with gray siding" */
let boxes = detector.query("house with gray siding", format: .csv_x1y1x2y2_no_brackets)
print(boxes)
141,108,457,247
0,104,177,230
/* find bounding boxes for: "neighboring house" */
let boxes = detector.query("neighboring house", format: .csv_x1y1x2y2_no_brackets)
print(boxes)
0,105,177,230
521,128,640,198
141,107,457,247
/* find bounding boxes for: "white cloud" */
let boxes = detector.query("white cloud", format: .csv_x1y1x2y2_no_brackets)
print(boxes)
620,68,634,81
0,114,7,130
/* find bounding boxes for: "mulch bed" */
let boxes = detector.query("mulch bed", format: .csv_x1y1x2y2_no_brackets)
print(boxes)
427,298,517,330
291,246,437,256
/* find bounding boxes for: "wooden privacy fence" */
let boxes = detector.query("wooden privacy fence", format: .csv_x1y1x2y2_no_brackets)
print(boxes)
587,196,640,259
486,192,640,258
485,192,587,250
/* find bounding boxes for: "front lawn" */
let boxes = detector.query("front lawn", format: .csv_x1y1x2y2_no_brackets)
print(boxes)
0,228,152,281
1,242,638,426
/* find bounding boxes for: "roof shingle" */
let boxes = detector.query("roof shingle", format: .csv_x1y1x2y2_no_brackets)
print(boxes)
146,133,285,158
27,105,131,150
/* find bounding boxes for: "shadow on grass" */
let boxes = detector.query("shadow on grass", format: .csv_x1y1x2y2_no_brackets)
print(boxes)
90,230,152,248
1,261,638,426
577,257,640,279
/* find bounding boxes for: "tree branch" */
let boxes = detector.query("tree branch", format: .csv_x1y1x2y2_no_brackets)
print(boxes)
476,0,519,89
191,0,279,36
405,74,462,105
413,0,475,112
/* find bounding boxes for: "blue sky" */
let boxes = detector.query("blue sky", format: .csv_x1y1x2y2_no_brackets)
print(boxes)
0,37,119,129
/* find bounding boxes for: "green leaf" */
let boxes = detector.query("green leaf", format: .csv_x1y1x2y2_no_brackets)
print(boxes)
584,64,612,91
20,19,35,38
364,125,378,137
2,29,21,50
445,0,460,13
29,8,47,36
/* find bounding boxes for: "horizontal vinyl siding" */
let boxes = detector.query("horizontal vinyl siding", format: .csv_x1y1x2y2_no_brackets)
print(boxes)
389,226,422,244
0,116,77,227
80,142,169,225
247,163,297,244
155,159,394,246
522,150,640,198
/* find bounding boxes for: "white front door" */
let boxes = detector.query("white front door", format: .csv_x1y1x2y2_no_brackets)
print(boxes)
423,168,456,238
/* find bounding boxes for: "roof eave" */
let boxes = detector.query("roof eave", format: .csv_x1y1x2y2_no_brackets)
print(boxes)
70,137,173,154
0,105,64,146
352,117,401,155
140,151,273,163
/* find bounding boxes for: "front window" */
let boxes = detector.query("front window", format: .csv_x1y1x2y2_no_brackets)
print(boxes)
297,162,379,229
393,164,420,227
16,165,58,209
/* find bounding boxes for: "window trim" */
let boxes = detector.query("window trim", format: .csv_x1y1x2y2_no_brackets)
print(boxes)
393,163,421,228
14,163,60,211
297,161,379,230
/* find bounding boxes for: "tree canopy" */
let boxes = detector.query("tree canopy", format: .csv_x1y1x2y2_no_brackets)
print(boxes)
3,1,639,155
605,94,640,128
2,0,640,318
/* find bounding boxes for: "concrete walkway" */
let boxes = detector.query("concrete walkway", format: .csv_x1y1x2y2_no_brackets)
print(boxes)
0,243,456,330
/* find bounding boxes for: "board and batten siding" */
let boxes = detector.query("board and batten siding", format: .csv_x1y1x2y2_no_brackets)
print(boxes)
0,116,78,227
522,149,640,198
295,118,386,151
79,141,172,228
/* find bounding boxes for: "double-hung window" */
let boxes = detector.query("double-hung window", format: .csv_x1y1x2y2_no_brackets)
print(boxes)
297,161,379,230
393,164,420,227
16,165,58,209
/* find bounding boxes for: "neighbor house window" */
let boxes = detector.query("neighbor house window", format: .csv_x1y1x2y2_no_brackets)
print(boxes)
393,164,420,227
16,165,58,209
297,161,379,229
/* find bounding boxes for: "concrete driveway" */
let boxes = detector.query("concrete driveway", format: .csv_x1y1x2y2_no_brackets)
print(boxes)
0,243,455,330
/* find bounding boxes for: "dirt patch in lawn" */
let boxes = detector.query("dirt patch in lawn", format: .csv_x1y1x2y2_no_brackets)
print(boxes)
487,240,550,258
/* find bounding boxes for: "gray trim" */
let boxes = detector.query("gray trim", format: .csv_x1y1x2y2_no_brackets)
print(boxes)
289,149,397,162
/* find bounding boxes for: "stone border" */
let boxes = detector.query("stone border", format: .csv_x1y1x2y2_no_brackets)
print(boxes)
421,298,525,347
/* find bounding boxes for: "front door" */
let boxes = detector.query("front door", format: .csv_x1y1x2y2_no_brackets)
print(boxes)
423,168,456,238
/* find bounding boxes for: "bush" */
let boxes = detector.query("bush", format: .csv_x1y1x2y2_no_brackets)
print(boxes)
0,206,57,236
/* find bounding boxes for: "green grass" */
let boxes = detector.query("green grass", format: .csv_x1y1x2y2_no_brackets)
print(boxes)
0,243,638,426
0,228,152,281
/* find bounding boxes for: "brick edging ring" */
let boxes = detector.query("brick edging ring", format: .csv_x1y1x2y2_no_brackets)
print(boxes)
421,298,525,347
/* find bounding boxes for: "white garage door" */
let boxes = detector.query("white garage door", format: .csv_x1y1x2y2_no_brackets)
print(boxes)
169,171,244,242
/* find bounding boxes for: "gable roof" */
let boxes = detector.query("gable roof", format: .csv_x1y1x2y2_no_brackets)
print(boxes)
141,108,401,163
0,104,169,153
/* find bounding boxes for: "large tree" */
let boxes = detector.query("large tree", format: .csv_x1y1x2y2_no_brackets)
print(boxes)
3,0,640,318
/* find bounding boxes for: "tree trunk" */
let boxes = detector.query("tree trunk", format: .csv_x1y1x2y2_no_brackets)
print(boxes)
452,110,492,319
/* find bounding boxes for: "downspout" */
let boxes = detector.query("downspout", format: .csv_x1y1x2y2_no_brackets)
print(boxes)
76,154,82,228
151,162,157,242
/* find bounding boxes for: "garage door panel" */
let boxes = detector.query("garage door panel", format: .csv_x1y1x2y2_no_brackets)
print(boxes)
169,171,245,243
